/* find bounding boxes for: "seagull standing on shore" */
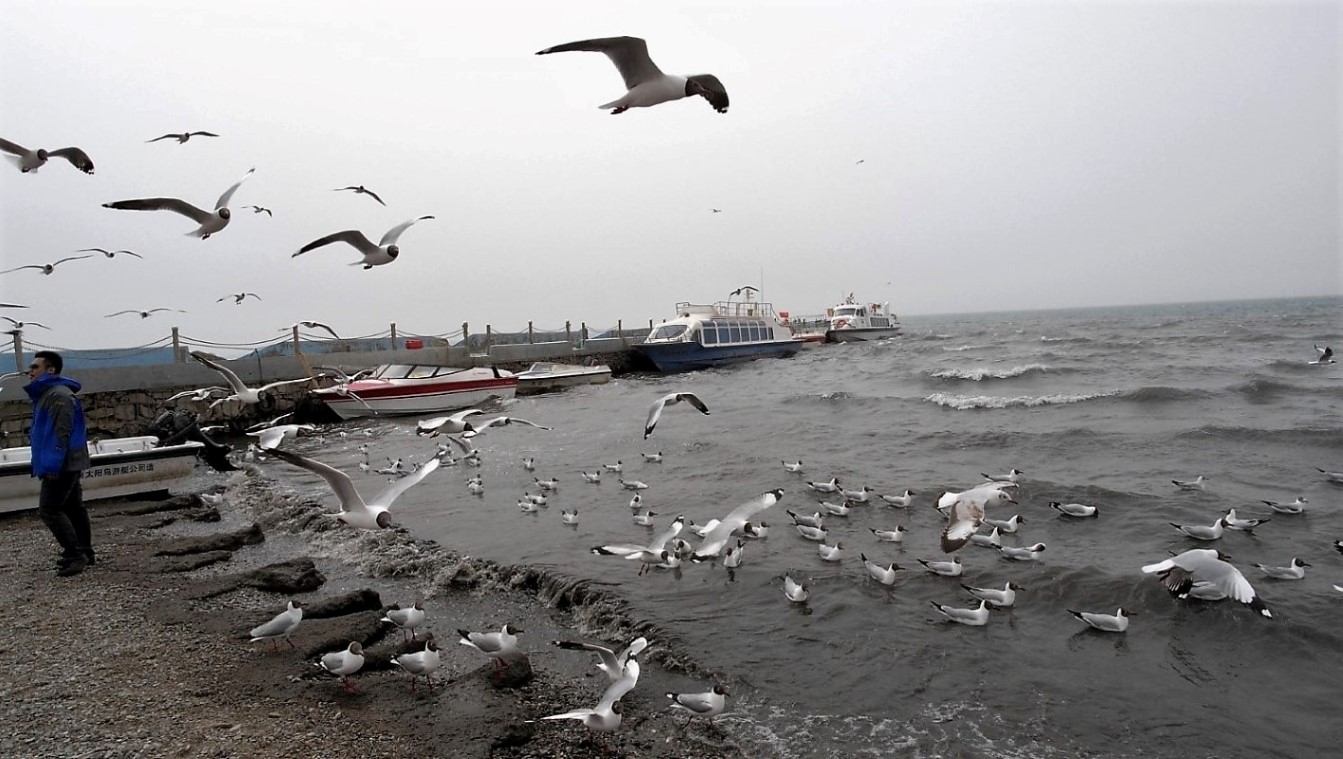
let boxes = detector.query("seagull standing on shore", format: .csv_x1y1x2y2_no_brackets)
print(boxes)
317,642,365,693
644,391,710,438
293,216,434,269
103,167,254,239
381,602,428,642
0,137,94,173
392,640,442,693
248,600,303,650
536,36,729,115
458,624,523,667
267,448,441,529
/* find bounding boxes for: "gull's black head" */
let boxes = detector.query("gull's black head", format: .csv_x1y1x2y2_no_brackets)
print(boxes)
387,245,400,259
218,207,231,219
375,511,394,529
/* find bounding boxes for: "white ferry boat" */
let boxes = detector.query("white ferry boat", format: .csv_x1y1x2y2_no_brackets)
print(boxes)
824,295,901,342
636,290,805,372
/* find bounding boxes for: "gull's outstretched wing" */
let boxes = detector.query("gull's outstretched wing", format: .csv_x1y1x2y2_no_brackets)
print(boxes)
215,167,255,209
294,230,377,258
104,197,213,224
537,36,663,90
368,455,442,509
379,215,434,246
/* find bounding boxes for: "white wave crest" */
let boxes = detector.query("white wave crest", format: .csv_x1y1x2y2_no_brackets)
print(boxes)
930,363,1052,381
923,390,1118,409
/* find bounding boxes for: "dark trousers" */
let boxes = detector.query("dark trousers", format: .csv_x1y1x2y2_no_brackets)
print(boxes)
38,471,92,560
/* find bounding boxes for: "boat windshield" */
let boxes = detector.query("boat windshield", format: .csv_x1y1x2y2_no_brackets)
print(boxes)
835,307,860,316
649,324,689,341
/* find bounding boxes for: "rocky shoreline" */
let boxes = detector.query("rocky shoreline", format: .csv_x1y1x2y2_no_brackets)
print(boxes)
0,482,751,759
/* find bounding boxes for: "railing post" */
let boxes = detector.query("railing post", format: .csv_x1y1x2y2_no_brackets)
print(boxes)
390,322,398,348
462,322,469,352
292,326,302,355
528,320,534,344
565,320,572,345
11,331,23,372
171,327,182,363
581,322,588,346
485,324,492,350
617,319,624,345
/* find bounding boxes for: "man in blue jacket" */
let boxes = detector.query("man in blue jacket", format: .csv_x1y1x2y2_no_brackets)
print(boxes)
25,351,93,576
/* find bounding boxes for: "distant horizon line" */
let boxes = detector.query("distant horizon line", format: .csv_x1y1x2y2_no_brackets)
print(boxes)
899,292,1342,321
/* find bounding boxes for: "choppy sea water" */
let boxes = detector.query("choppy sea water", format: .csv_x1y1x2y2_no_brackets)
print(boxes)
241,296,1343,758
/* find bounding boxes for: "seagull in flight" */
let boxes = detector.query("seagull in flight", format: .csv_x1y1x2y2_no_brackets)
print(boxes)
105,307,185,319
218,292,261,305
939,486,1016,552
293,216,433,269
244,205,273,216
644,391,710,438
268,448,441,529
729,285,758,297
77,247,144,259
190,350,316,407
102,167,254,239
416,409,485,437
551,636,648,683
0,137,94,173
1142,548,1271,618
282,320,342,339
334,185,386,206
146,131,219,143
2,255,93,275
536,36,729,115
2,317,51,330
693,490,783,560
461,415,552,439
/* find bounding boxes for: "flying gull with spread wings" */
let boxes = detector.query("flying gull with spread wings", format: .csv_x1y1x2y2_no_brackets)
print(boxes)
0,137,94,173
536,36,728,115
293,216,433,269
103,167,254,239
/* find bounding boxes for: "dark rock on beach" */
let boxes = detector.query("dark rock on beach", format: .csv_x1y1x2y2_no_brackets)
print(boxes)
155,521,264,555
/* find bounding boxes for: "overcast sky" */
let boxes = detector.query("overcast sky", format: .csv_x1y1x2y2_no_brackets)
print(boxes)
1,0,1338,351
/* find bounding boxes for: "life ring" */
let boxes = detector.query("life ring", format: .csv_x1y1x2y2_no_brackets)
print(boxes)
833,318,849,329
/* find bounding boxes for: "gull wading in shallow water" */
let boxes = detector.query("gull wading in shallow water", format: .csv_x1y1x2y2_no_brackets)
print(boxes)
267,448,441,529
293,216,433,269
535,36,729,115
103,167,254,239
0,136,94,173
1142,548,1271,618
643,391,710,438
667,683,730,729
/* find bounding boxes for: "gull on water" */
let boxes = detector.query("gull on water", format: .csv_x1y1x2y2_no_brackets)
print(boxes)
522,456,536,471
982,469,1024,483
818,541,844,562
1316,467,1343,483
1252,557,1310,580
1262,497,1307,514
787,510,824,529
666,684,731,730
783,576,808,603
248,600,303,650
722,540,745,568
103,167,253,239
268,448,440,529
918,556,963,577
930,599,989,626
693,490,784,560
997,543,1047,561
0,137,94,173
782,460,804,473
293,216,434,269
1142,548,1271,618
840,485,875,503
561,509,579,524
1310,345,1335,365
536,477,560,492
551,636,648,682
969,526,1001,548
536,36,729,115
1172,475,1208,490
334,184,386,206
627,493,643,510
1222,509,1269,532
818,500,849,517
1170,517,1227,541
190,351,314,407
78,247,144,259
870,526,908,543
793,523,827,542
1069,608,1131,633
603,461,624,473
962,582,1022,608
317,642,365,693
392,640,442,693
741,521,768,539
861,553,903,585
983,514,1025,533
640,451,664,463
643,392,710,439
620,478,649,491
2,255,94,276
1052,501,1099,518
632,510,657,527
878,490,916,508
381,602,427,641
806,478,841,494
146,131,218,143
105,307,186,319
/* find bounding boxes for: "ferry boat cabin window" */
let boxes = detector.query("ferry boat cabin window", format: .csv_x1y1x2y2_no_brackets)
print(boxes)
729,324,742,342
651,324,689,341
700,327,717,344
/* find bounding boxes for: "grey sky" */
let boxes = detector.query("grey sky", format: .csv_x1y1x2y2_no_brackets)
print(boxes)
2,0,1338,350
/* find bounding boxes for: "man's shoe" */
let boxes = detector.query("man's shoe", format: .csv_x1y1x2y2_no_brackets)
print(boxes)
83,548,96,566
57,555,88,577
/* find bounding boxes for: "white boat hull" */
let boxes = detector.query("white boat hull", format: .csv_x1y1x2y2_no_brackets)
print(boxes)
317,384,517,419
826,327,902,342
515,363,612,395
0,436,204,514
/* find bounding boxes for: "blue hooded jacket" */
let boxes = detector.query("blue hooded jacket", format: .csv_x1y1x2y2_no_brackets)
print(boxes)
24,374,89,477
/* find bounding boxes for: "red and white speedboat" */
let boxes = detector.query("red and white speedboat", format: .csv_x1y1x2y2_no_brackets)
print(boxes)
312,364,517,420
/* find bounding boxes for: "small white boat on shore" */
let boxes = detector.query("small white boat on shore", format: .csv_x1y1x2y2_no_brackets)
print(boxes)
514,362,611,395
824,295,901,342
312,364,517,419
0,436,205,514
